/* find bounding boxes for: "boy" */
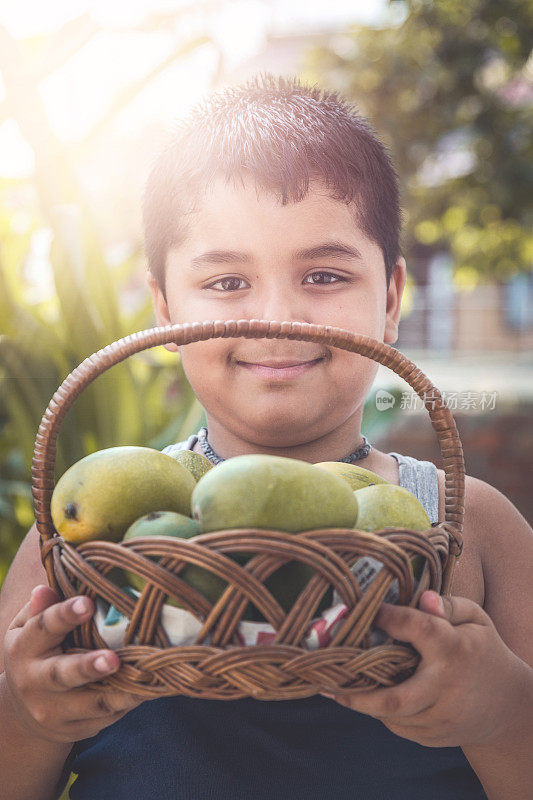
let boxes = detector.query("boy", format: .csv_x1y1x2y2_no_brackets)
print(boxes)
1,75,532,800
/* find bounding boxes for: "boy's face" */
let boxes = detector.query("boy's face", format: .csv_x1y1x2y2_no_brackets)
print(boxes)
148,176,405,449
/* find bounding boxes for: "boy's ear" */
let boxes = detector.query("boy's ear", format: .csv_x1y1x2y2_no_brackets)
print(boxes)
384,257,407,345
146,271,179,352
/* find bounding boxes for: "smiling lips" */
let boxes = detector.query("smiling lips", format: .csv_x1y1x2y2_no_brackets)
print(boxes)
236,357,324,380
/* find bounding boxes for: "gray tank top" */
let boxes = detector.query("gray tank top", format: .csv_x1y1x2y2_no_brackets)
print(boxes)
162,434,440,524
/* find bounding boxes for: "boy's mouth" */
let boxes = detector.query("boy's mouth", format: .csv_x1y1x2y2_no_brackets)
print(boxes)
236,357,325,381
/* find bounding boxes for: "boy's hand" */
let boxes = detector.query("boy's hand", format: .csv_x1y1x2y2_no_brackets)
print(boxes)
2,585,144,744
320,590,529,749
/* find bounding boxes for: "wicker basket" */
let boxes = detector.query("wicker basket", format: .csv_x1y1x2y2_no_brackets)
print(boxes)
32,319,464,701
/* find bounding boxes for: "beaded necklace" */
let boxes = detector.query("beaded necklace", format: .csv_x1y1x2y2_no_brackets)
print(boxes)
196,426,371,466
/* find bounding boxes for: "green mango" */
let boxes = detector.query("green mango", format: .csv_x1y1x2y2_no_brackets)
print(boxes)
313,461,389,490
191,453,358,533
244,561,333,623
124,510,200,541
167,449,213,483
122,510,228,608
353,483,431,581
354,484,431,533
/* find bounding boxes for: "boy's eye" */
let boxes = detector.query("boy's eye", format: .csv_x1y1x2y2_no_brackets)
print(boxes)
206,272,347,292
303,271,346,285
206,276,248,291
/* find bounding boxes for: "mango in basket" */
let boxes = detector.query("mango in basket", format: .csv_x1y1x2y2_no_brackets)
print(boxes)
354,483,430,533
353,483,430,581
125,510,200,540
168,449,213,482
51,446,195,544
313,461,388,490
243,560,334,622
122,510,255,617
191,453,358,532
122,511,221,606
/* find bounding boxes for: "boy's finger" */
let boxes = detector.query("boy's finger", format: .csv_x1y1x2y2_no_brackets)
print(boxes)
321,668,437,721
38,649,120,692
63,688,144,721
62,706,141,741
22,595,95,656
29,585,61,616
9,585,60,630
373,603,455,657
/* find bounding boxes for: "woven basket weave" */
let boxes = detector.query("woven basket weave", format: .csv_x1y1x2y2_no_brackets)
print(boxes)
32,319,464,701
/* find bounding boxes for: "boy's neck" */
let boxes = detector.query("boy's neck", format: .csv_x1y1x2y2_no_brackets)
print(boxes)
192,418,400,483
199,413,368,466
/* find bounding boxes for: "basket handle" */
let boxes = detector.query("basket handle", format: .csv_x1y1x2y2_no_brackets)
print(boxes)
32,319,465,594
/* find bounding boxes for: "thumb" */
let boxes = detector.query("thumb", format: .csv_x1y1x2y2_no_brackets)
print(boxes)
28,584,61,617
418,591,488,627
418,590,446,618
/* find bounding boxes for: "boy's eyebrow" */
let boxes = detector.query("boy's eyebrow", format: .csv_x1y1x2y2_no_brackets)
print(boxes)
188,241,362,269
293,242,363,261
189,250,250,269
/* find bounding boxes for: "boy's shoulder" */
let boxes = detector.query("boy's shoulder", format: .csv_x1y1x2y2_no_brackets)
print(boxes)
438,469,530,566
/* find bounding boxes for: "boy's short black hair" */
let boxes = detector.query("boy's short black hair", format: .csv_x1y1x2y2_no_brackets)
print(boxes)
143,74,401,300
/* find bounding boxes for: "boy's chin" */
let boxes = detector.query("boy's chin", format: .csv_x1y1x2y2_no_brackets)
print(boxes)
231,411,332,450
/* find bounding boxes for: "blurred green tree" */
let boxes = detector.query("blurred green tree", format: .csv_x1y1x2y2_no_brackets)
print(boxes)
0,20,210,584
305,0,533,284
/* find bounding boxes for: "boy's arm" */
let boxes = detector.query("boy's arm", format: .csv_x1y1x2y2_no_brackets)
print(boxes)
321,476,533,800
0,672,74,800
1,524,142,800
0,527,74,800
460,478,533,799
471,477,533,665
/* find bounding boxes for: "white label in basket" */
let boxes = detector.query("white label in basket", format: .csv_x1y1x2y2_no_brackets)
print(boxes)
333,556,400,606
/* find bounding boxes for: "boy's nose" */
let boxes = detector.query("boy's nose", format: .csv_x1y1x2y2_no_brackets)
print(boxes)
248,289,309,324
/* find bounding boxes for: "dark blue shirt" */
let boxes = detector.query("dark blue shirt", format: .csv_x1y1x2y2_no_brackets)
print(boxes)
69,693,487,799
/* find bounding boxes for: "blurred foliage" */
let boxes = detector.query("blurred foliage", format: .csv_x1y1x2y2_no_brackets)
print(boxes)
0,192,206,585
0,23,208,586
306,0,533,283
